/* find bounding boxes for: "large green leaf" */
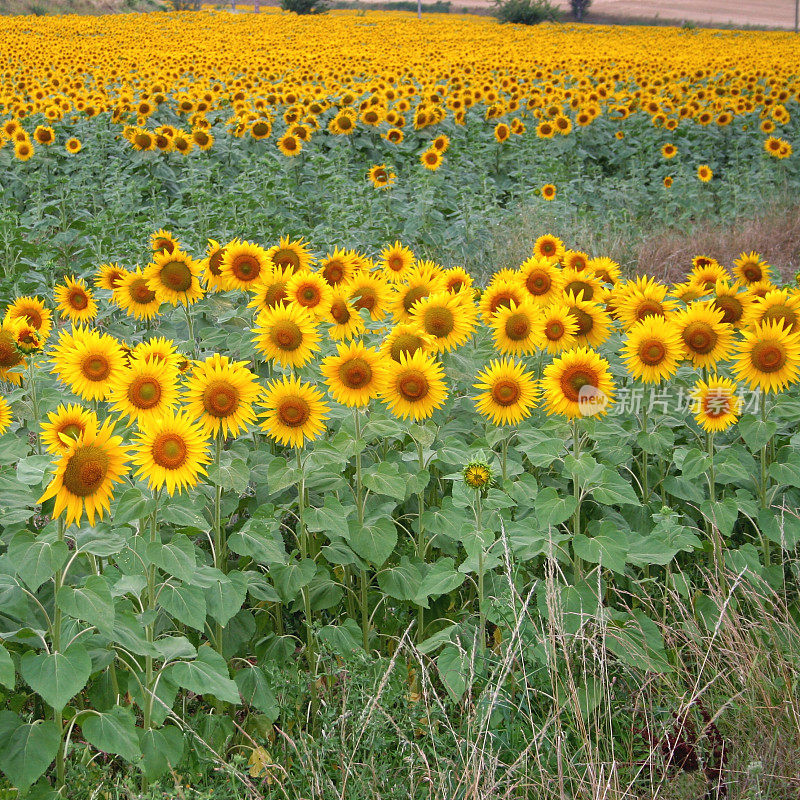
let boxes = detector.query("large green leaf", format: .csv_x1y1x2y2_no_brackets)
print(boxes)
437,645,470,702
572,533,628,574
204,571,248,627
591,468,640,508
8,532,68,591
414,558,466,608
0,712,60,792
234,665,279,719
168,646,240,705
20,643,92,711
347,517,397,566
139,726,184,781
147,536,197,583
535,488,577,528
56,575,115,635
158,584,207,632
228,525,287,566
305,495,354,541
0,643,14,690
269,559,316,603
81,705,142,764
362,462,408,501
376,556,422,602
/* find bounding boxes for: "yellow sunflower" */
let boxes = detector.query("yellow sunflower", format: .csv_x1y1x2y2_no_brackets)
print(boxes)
107,358,180,424
490,299,542,356
267,236,314,272
560,267,605,303
132,410,211,496
622,316,683,384
532,234,565,264
732,320,800,394
565,293,612,349
321,340,387,407
690,260,730,291
746,288,800,334
517,257,564,306
183,353,262,438
56,327,127,402
409,291,477,353
220,240,271,291
40,403,97,455
144,247,204,306
259,374,329,448
587,257,621,286
326,288,366,341
54,276,98,323
201,239,228,292
0,395,11,434
346,272,394,322
538,303,579,354
381,350,447,420
696,164,713,182
319,248,356,287
390,265,444,323
38,417,129,527
614,277,677,328
112,269,162,321
479,278,527,324
732,251,772,286
285,270,333,318
381,322,435,363
379,241,415,284
4,296,52,341
689,376,742,433
130,336,182,370
247,266,294,313
277,132,302,157
442,267,474,295
150,229,178,255
13,321,43,355
711,279,753,327
474,357,537,426
674,302,735,369
542,346,615,419
252,301,320,369
94,263,129,292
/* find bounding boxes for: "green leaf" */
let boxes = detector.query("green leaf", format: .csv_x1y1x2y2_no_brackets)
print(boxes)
677,447,711,482
56,575,115,635
147,536,197,583
158,584,207,631
267,456,297,495
700,497,739,537
8,532,69,591
0,712,60,792
113,487,154,526
204,571,248,627
362,462,407,501
228,525,287,566
572,533,628,574
739,415,777,453
758,508,800,549
606,611,672,673
413,558,466,608
437,644,470,702
535,487,577,528
591,468,640,507
305,495,353,541
139,726,184,781
376,556,422,602
168,646,240,705
768,451,800,488
20,644,92,711
15,455,52,485
207,453,250,494
0,643,14,690
269,559,316,603
347,517,397,567
318,618,364,656
234,665,279,719
81,706,141,764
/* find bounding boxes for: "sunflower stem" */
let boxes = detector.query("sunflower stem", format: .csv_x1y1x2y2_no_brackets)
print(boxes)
212,434,225,658
183,302,198,361
54,518,65,792
141,492,159,796
501,434,509,483
27,355,42,455
475,491,485,657
640,402,649,503
572,420,583,579
416,438,426,642
759,389,771,566
354,410,370,652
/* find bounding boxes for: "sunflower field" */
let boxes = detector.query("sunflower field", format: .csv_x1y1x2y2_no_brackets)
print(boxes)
1,7,800,800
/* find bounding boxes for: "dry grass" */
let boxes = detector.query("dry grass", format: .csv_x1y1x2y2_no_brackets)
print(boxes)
2,0,164,15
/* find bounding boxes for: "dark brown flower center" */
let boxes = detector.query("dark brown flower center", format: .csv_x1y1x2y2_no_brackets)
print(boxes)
63,445,109,497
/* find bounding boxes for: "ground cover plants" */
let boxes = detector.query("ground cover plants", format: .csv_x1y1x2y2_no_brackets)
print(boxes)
1,7,800,800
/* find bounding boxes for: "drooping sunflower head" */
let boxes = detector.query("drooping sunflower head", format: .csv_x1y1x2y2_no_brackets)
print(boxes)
183,353,262,439
674,301,735,369
517,256,564,306
474,356,538,427
490,299,542,356
4,296,52,341
259,374,329,449
144,247,204,306
321,340,387,408
252,301,321,369
285,270,333,318
732,251,772,286
108,357,180,423
112,269,162,321
54,276,98,323
38,417,129,527
732,319,800,394
379,241,415,284
689,376,742,433
542,346,615,419
132,409,211,496
0,395,11,435
621,315,683,384
220,240,271,291
409,290,477,353
94,263,129,292
40,403,97,455
380,349,448,421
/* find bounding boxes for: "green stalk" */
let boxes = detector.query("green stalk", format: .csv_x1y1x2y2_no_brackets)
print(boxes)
212,434,225,655
640,402,649,503
415,439,426,641
572,420,583,579
474,491,485,657
53,518,65,791
141,493,159,794
296,448,318,714
354,410,369,652
28,356,42,455
759,389,771,566
183,302,198,361
501,434,509,483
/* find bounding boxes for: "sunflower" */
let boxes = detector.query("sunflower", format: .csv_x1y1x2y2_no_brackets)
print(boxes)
517,257,563,305
14,141,34,161
661,143,677,159
674,302,735,369
562,251,590,272
622,316,683,383
711,279,752,327
587,257,621,286
113,269,162,321
474,357,537,426
183,353,261,438
381,322,435,363
442,267,473,295
33,125,55,145
131,336,181,369
54,276,98,323
479,279,527,324
663,176,673,189
490,299,542,356
533,234,565,264
746,288,800,334
40,403,96,454
560,267,605,303
14,321,43,355
367,164,396,189
538,303,579,354
200,239,227,292
0,395,11,434
328,110,357,135
220,240,271,291
38,417,129,527
494,122,510,143
690,260,730,291
326,288,366,341
94,263,129,291
732,251,771,285
247,266,294,313
346,272,393,322
542,346,615,419
0,318,25,385
132,410,210,496
277,132,302,157
252,301,320,369
409,291,477,353
319,248,356,287
732,320,800,393
615,277,677,328
150,229,178,254
260,374,329,448
65,137,81,154
285,270,332,318
144,247,204,306
696,164,713,182
107,357,180,424
321,340,386,407
541,184,557,201
57,327,127,402
391,265,444,323
689,376,742,433
431,134,450,152
420,148,442,171
565,293,612,348
268,236,314,272
379,241,415,284
4,296,52,341
381,350,447,421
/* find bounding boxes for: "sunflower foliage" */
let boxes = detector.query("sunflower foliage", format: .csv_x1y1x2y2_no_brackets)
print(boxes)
493,0,559,25
280,0,329,14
